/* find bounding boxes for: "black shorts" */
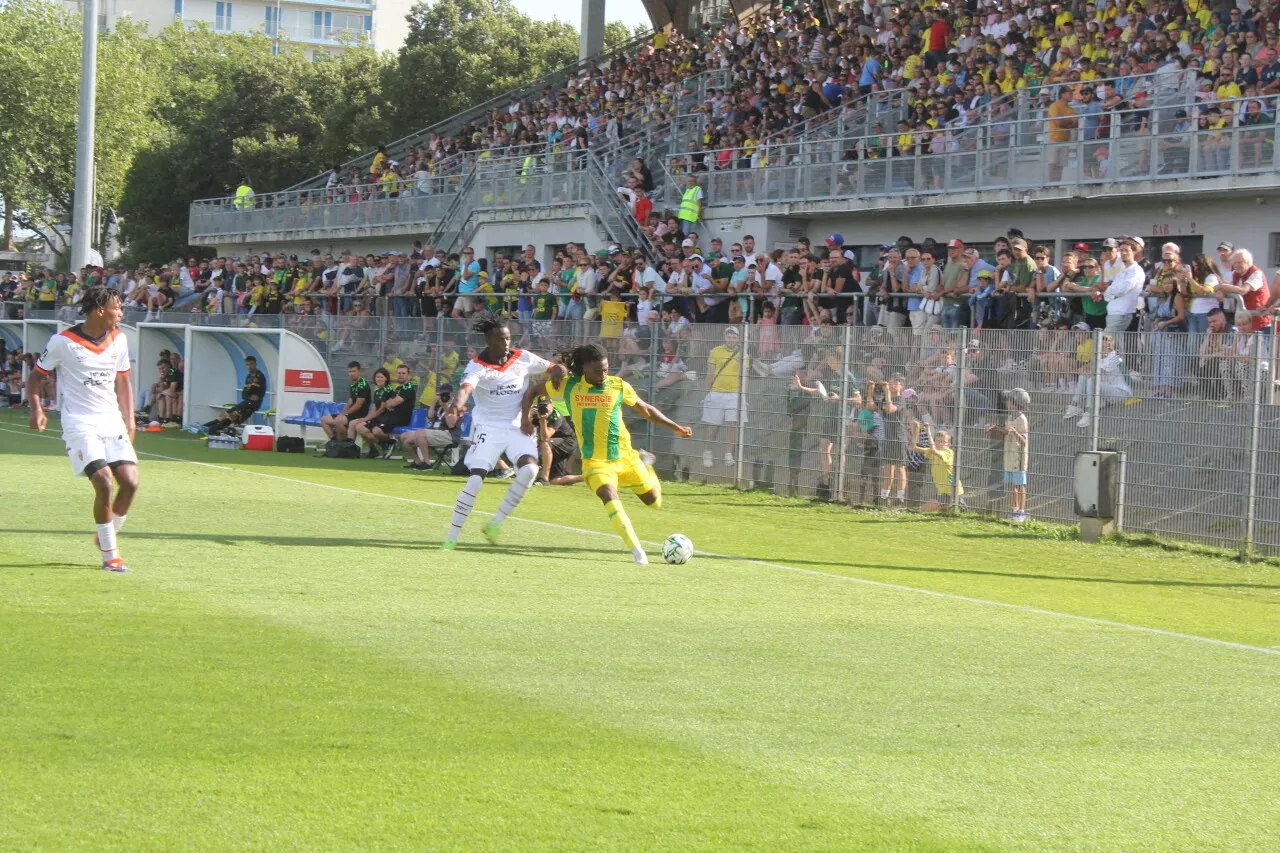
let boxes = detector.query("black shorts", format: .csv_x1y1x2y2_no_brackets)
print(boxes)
548,436,578,480
367,417,398,434
230,401,259,421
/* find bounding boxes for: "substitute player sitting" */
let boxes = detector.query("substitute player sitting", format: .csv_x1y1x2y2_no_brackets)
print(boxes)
27,286,139,572
442,313,565,548
538,343,692,565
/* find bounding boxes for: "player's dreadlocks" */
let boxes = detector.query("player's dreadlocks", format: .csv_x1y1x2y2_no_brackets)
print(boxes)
567,343,607,377
470,311,507,336
79,285,122,316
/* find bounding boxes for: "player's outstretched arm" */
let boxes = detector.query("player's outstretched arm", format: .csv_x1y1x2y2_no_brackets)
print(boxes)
447,383,474,419
629,398,693,438
26,371,47,432
116,371,136,444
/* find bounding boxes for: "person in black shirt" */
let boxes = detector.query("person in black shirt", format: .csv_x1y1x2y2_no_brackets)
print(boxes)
322,360,370,440
202,356,267,435
357,364,417,457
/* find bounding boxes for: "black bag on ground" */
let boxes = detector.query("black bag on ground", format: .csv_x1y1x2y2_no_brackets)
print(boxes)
276,436,305,453
324,438,361,459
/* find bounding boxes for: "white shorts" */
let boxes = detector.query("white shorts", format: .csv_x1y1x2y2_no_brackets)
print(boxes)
463,424,538,472
64,429,138,476
701,391,747,426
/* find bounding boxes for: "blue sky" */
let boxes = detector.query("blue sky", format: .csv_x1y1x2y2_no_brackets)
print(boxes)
511,0,651,31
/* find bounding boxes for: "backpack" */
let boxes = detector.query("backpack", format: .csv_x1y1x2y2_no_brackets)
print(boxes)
275,436,305,453
324,438,361,459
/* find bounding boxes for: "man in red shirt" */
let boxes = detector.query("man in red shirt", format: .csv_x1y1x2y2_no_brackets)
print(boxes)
1217,249,1271,332
926,12,951,70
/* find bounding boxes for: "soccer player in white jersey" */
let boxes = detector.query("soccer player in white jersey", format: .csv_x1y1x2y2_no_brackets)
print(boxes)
28,287,140,572
442,313,564,548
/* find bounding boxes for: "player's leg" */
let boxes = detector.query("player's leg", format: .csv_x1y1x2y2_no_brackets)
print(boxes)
485,431,539,542
320,414,335,439
109,458,139,535
444,428,499,547
624,453,663,509
588,463,646,564
84,460,127,571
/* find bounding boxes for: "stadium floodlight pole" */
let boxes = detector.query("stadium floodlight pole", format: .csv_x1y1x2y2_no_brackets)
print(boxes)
69,0,99,276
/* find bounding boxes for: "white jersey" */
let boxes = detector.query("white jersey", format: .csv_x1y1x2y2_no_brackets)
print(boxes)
459,348,551,429
35,325,131,435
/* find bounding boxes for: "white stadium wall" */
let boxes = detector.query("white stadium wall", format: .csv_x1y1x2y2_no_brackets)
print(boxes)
704,195,1280,265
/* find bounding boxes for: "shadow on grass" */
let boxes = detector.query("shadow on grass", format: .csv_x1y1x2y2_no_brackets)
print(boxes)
728,553,1280,591
0,561,101,572
0,529,621,561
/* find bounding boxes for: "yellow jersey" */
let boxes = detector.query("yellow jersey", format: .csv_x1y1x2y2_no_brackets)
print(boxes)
706,344,744,393
548,374,638,462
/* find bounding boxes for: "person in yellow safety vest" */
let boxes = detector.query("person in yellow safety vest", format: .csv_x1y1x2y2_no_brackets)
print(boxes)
518,153,534,186
233,178,255,210
677,174,702,236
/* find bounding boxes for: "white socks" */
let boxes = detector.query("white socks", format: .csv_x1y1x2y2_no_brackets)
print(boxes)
446,475,484,543
113,514,127,533
97,522,119,560
491,464,539,527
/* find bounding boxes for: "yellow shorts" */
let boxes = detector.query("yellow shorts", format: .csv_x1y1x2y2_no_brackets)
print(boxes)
583,452,658,495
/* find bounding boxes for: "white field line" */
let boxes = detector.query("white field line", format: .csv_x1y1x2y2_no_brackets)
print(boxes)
2,425,1277,659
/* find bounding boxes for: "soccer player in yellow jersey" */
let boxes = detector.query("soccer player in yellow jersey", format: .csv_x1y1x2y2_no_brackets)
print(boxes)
535,343,692,565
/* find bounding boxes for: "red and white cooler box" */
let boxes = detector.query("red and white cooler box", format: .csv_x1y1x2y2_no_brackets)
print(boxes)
241,424,275,451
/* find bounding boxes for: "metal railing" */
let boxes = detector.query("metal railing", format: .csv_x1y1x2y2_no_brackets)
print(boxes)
15,304,1280,558
660,95,1280,208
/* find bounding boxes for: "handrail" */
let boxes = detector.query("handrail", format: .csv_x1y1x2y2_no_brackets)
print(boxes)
660,92,1271,180
428,166,479,254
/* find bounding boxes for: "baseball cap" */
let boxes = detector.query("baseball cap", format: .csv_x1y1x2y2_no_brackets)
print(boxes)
437,383,453,394
1101,237,1119,249
1218,241,1235,252
1010,238,1028,249
977,269,995,279
681,238,694,248
825,233,845,246
1122,235,1145,249
690,254,704,262
1072,321,1091,331
947,238,964,248
724,326,740,337
1073,242,1090,251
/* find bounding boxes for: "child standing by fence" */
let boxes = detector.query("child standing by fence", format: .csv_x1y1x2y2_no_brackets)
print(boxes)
910,424,964,510
987,388,1031,523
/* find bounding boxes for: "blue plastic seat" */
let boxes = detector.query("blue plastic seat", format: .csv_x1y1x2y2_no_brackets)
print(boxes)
283,399,318,426
391,407,430,436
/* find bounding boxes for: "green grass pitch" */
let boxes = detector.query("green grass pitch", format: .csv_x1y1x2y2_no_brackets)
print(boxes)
1,413,1278,852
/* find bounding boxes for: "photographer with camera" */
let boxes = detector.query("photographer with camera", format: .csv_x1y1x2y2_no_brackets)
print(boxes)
402,383,462,471
530,393,582,486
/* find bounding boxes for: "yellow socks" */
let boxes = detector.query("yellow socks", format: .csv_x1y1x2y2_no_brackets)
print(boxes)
605,499,641,550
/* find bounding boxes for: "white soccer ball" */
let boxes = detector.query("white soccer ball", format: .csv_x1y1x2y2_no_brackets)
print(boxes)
662,533,694,564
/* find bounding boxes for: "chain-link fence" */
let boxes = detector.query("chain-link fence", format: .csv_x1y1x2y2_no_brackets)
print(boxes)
11,305,1280,558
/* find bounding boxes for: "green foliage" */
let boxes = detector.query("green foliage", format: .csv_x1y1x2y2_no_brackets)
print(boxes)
0,1,158,250
3,0,638,262
389,0,579,131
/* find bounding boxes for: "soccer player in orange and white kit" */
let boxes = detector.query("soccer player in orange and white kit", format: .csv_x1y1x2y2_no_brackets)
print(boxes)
28,286,140,572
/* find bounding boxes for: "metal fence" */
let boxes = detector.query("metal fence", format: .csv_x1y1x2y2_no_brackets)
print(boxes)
11,305,1280,558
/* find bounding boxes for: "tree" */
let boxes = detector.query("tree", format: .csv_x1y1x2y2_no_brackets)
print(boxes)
0,1,158,253
388,0,579,132
117,26,393,261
